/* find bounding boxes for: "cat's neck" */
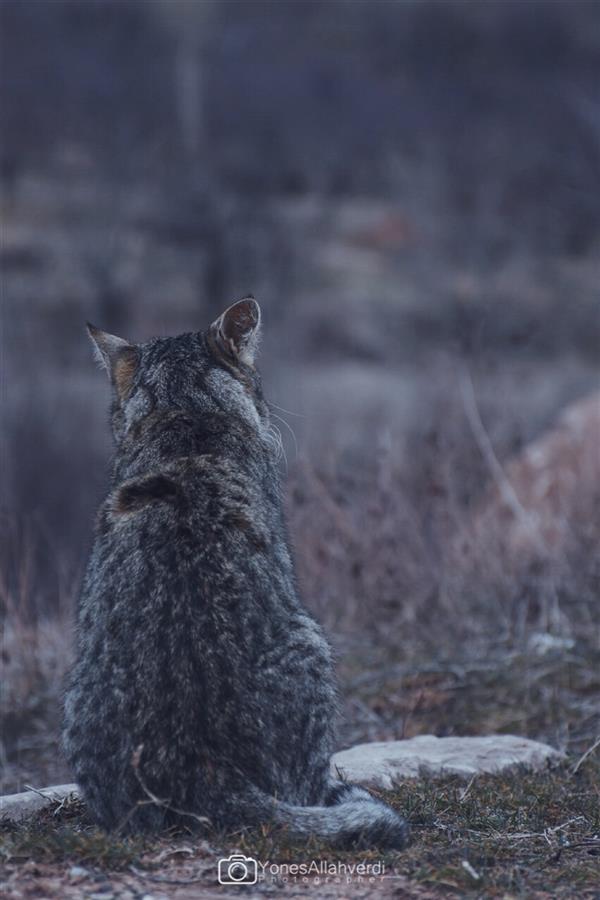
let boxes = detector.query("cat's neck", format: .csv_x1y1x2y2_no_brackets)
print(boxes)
112,408,277,487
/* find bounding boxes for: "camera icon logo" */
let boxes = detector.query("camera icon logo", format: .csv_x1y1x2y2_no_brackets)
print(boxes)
218,853,258,885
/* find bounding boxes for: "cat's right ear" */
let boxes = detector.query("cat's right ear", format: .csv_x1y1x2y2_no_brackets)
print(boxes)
86,324,138,400
209,297,261,366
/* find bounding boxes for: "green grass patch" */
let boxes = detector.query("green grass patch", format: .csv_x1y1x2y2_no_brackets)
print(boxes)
383,760,600,896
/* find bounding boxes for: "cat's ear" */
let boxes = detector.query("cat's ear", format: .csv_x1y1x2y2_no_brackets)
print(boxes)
210,297,261,365
86,323,138,400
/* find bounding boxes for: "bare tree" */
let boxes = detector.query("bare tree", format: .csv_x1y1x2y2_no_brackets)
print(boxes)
151,0,217,181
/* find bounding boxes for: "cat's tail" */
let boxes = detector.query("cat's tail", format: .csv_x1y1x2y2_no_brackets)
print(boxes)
238,780,409,850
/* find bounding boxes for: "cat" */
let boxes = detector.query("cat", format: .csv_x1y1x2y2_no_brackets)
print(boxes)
62,297,409,848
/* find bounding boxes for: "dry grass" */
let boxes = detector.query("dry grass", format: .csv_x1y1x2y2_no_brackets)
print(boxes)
0,522,75,794
336,644,600,758
289,377,600,654
0,623,71,795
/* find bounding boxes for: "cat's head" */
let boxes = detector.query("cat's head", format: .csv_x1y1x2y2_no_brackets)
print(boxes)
87,297,269,446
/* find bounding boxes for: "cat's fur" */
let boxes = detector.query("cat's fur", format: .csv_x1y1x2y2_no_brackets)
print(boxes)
62,298,408,848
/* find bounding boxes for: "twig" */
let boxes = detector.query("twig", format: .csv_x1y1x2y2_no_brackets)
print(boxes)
458,366,546,554
154,845,196,863
23,784,63,802
116,745,212,833
556,839,600,851
459,774,477,803
547,838,600,864
132,745,211,827
463,815,587,843
546,816,587,834
129,865,206,885
116,797,164,835
572,736,600,774
461,860,480,881
52,794,74,817
23,784,51,799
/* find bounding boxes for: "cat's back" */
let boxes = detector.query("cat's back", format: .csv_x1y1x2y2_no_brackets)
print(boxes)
82,440,305,666
96,449,266,556
69,447,333,793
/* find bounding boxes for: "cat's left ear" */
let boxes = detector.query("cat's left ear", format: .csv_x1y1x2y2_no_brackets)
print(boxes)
210,297,261,366
86,323,138,400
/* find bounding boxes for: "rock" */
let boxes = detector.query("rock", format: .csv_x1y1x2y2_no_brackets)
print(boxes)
528,632,575,656
69,866,89,881
0,783,79,822
330,735,564,788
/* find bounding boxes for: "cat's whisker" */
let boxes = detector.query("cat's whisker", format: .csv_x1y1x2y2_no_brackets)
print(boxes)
267,400,305,419
269,411,298,461
267,420,288,472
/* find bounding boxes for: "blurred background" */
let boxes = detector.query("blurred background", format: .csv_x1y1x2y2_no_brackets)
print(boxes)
1,0,599,793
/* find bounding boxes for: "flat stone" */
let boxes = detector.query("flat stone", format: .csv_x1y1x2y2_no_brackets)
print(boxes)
331,735,564,788
0,783,79,822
